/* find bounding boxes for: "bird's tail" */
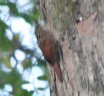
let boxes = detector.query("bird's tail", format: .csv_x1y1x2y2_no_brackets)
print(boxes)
53,63,63,82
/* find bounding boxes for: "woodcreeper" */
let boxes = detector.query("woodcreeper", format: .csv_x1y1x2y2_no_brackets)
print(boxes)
35,24,63,82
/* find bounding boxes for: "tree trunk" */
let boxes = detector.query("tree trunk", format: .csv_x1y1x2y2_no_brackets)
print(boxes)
40,0,104,96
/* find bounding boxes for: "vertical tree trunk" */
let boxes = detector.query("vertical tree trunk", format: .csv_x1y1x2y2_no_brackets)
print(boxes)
41,0,104,96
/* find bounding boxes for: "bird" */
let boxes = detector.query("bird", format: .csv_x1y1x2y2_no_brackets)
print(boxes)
35,24,63,82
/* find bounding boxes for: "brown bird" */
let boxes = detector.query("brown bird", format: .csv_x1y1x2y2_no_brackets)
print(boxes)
35,25,63,82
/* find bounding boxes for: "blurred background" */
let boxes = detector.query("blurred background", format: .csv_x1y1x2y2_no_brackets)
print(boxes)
0,0,50,96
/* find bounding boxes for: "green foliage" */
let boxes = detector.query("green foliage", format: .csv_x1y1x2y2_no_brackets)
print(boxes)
7,1,19,16
0,69,34,95
0,0,49,96
0,31,12,51
38,75,48,81
21,13,33,24
0,19,9,32
36,60,48,81
0,0,19,16
22,59,32,69
37,87,47,91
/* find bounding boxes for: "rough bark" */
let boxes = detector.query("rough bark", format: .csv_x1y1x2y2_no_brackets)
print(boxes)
41,0,104,96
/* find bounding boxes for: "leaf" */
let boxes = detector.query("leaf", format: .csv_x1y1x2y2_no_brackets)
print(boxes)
37,59,46,67
0,69,21,88
22,59,32,69
37,87,45,91
0,19,9,32
8,1,19,16
37,75,48,81
0,32,12,51
21,13,33,24
0,0,7,5
0,1,19,16
3,56,12,69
